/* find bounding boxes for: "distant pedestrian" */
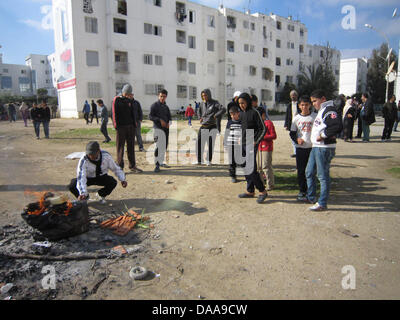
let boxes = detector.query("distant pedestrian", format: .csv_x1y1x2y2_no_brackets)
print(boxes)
381,95,397,141
8,103,17,122
342,97,356,142
185,104,194,127
149,89,172,172
360,93,375,142
394,100,400,132
41,102,51,139
90,100,99,124
97,99,111,143
51,104,58,119
82,100,91,125
19,101,30,127
30,103,42,139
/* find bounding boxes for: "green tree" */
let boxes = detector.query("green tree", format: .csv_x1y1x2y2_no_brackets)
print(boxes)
367,43,398,104
297,42,338,99
37,88,48,97
280,82,298,103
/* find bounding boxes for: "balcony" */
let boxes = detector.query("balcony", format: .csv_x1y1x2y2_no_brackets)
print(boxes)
115,61,130,74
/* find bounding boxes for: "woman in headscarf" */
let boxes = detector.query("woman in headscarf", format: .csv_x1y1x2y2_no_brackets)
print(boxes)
343,96,356,142
237,93,268,204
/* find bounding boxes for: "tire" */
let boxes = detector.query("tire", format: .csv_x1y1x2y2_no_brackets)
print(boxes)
129,266,148,280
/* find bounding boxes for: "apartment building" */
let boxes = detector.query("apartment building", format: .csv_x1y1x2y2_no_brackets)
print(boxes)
339,58,368,97
52,0,339,118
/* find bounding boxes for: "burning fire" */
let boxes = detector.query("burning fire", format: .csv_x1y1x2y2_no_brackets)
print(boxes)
24,191,73,216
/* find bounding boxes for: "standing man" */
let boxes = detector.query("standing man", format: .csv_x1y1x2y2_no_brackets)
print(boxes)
90,100,99,124
112,84,142,173
381,95,397,141
360,93,375,142
305,90,343,211
8,103,17,122
284,90,301,158
97,99,111,143
149,89,172,173
51,104,58,119
196,89,226,165
131,93,145,152
82,100,91,125
42,102,51,139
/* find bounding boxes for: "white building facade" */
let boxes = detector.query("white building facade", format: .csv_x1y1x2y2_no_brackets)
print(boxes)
339,58,368,97
52,0,340,118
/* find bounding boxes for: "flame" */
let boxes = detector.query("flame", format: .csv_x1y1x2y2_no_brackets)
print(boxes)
64,201,73,216
24,191,72,216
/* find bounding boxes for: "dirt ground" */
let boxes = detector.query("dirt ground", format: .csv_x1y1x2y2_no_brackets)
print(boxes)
0,115,400,300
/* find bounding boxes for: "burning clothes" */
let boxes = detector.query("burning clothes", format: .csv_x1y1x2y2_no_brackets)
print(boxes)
21,192,89,241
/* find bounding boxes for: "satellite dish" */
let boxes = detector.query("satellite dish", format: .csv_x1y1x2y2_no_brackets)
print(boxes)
387,61,395,75
386,71,397,83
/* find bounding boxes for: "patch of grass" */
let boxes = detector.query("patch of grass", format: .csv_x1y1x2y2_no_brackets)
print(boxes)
387,167,400,179
273,170,299,193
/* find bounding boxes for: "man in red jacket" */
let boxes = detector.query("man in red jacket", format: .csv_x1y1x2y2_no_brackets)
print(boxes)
185,104,195,127
257,107,277,191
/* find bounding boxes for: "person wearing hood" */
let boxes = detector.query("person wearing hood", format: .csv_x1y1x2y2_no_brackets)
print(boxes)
195,89,226,165
237,93,268,204
305,89,343,211
342,96,357,142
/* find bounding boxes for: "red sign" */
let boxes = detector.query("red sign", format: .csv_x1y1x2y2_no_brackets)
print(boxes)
57,78,76,90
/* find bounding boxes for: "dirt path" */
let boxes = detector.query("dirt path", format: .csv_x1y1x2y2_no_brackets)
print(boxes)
0,117,399,299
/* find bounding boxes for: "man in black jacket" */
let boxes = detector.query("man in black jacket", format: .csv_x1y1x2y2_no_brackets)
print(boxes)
360,93,375,142
90,100,99,124
284,90,301,157
196,89,226,165
112,84,142,173
149,89,172,172
381,95,397,141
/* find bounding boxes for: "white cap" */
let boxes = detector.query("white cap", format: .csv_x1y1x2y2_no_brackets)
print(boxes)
233,91,242,98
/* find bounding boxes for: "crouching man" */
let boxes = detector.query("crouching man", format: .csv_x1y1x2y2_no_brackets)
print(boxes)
68,141,127,204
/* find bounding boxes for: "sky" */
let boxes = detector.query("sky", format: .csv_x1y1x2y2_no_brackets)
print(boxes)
0,0,399,65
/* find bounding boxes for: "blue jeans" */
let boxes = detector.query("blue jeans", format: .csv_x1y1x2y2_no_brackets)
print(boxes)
306,147,336,208
34,121,49,138
188,116,192,126
362,120,370,141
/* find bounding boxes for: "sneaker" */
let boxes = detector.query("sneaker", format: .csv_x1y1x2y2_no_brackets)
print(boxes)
139,148,145,152
297,193,308,202
96,193,107,204
290,154,296,158
256,193,268,204
192,161,201,165
205,161,211,166
130,166,143,173
154,166,161,173
308,203,327,211
231,177,237,183
160,164,170,168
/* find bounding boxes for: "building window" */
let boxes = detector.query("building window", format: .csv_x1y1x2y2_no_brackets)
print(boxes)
117,0,127,15
299,45,304,53
176,30,186,44
177,85,187,98
286,59,291,66
309,50,312,57
320,50,324,58
243,20,249,29
288,24,294,32
262,68,273,81
227,16,236,29
227,40,235,53
86,50,99,67
144,54,153,65
250,22,255,31
300,28,304,37
177,58,187,72
276,57,281,66
261,89,272,101
1,76,12,89
250,45,255,53
153,0,162,7
275,75,280,86
249,65,256,76
19,77,31,93
153,25,162,36
227,64,235,76
145,84,164,95
276,21,281,30
85,17,98,33
3,69,8,73
244,44,249,52
188,62,196,74
188,36,196,49
276,39,281,48
114,51,129,73
286,76,293,83
21,70,27,74
207,15,215,28
207,64,215,75
189,86,197,99
335,69,339,75
263,48,269,58
207,39,214,52
144,23,152,34
155,55,163,65
114,18,127,34
263,26,267,39
189,10,195,23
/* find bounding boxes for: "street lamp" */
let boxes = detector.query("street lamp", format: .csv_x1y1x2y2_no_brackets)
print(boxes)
364,24,392,102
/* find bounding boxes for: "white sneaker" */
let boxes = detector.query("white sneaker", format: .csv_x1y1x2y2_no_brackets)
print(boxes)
96,193,107,204
205,161,211,166
309,202,327,211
